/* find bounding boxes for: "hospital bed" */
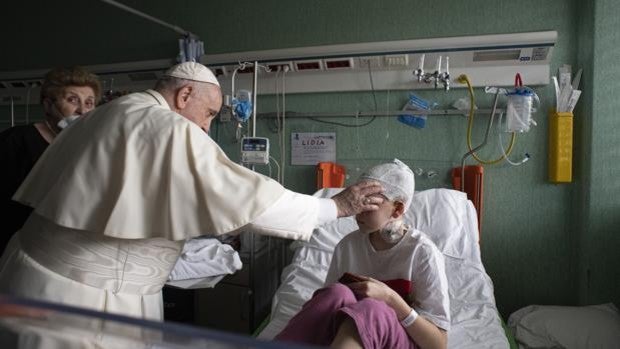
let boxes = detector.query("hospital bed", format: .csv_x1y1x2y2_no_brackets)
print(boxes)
258,187,511,348
0,296,310,349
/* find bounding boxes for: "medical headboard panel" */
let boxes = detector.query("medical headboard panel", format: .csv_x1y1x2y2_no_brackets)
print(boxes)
451,165,484,238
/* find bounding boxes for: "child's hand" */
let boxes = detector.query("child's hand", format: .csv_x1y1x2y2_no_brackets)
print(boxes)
347,276,398,303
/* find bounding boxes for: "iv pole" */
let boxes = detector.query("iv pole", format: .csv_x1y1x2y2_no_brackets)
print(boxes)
248,60,258,331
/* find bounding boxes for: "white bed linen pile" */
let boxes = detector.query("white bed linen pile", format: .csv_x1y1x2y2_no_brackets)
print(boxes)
166,237,242,289
258,188,509,349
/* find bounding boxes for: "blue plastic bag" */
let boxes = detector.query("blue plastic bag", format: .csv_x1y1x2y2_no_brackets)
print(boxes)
398,93,435,129
233,99,252,122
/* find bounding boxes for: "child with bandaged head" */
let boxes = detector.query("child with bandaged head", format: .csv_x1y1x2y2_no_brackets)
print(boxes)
276,159,450,349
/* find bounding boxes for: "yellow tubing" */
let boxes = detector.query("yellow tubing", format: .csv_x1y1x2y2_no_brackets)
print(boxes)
457,74,516,165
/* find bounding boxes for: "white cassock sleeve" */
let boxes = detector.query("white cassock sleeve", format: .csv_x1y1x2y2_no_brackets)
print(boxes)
243,190,338,241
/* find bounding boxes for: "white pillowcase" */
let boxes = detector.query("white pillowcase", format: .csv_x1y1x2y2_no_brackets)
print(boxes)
404,188,480,261
508,303,620,349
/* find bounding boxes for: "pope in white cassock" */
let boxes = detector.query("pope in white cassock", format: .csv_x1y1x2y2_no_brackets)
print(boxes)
0,62,384,321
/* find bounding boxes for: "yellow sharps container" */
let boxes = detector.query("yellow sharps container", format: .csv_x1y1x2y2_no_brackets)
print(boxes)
548,109,573,183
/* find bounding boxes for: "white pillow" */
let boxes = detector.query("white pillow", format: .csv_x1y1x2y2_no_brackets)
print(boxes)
291,188,356,252
404,188,480,261
508,303,620,349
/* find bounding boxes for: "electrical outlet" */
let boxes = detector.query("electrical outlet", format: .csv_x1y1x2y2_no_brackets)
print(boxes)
267,62,293,73
384,54,409,67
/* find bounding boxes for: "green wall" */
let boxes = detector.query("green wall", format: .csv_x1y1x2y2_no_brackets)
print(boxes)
206,0,581,318
574,0,620,306
2,0,618,319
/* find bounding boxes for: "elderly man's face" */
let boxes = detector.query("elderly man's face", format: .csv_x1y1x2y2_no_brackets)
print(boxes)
182,84,222,133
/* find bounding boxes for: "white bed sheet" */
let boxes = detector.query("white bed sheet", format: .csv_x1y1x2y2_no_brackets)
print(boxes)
258,188,509,349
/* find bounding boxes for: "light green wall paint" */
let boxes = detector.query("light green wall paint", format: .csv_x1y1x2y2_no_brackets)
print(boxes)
575,0,620,306
2,0,617,319
207,0,580,318
0,0,577,70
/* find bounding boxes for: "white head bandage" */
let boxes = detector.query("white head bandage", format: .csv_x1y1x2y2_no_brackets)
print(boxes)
358,159,415,211
163,62,220,87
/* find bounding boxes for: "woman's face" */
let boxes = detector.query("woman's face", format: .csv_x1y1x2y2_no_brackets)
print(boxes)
355,194,396,234
45,85,96,123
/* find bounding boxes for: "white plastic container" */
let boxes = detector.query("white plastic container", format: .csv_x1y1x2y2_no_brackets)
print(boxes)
505,87,539,133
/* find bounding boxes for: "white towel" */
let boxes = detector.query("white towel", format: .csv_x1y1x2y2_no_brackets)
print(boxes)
168,238,242,281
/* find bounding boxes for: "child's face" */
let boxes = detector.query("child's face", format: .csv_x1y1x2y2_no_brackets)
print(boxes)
355,194,397,234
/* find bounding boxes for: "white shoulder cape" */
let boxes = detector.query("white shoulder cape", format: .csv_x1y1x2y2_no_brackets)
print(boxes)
14,90,285,240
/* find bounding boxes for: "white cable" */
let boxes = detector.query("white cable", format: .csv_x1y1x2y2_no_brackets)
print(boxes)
275,69,281,133
274,69,283,184
498,112,530,166
231,65,240,106
355,111,363,160
281,67,288,185
279,69,284,184
269,155,281,183
232,63,248,142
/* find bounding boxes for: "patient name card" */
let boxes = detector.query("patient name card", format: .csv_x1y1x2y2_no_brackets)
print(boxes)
291,132,336,165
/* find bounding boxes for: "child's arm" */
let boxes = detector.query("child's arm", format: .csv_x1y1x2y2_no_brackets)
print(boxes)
386,291,447,349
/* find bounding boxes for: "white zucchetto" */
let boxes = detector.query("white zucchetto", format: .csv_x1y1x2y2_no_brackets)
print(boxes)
164,62,220,86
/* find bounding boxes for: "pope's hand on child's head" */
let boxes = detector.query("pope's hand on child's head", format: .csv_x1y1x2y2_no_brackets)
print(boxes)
347,276,396,303
331,181,384,218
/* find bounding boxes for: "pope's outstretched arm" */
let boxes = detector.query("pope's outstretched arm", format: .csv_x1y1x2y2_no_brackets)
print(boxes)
242,181,384,241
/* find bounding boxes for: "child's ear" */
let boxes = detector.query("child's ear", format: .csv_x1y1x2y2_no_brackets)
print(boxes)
392,202,405,218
